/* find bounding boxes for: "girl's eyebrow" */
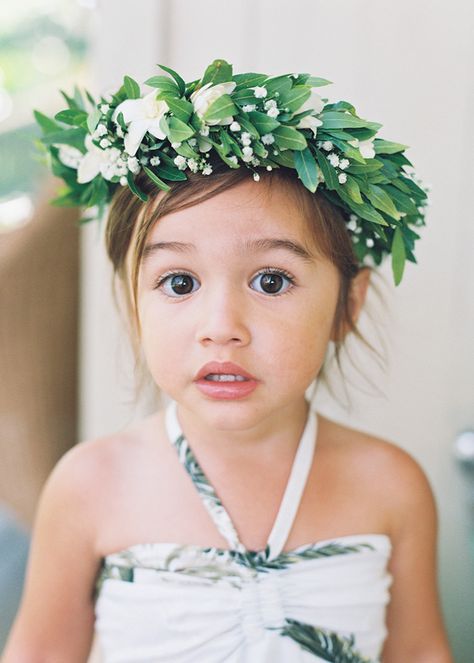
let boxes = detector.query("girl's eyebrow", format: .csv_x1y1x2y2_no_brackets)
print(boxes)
143,238,315,263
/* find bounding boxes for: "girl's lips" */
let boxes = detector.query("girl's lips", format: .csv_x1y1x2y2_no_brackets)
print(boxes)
194,378,259,400
194,361,257,382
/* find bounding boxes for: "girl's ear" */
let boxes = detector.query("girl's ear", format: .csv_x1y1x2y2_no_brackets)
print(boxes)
331,267,371,342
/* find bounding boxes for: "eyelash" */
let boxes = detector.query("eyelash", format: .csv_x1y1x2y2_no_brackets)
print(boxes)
153,266,297,298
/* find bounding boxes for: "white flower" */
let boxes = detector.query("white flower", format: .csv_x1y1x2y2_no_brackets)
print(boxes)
174,155,187,170
252,86,267,98
188,138,197,146
251,157,260,167
266,165,273,171
100,104,110,114
112,90,169,156
150,156,161,166
197,135,212,153
300,90,324,115
241,132,252,146
327,153,340,167
120,176,128,186
93,124,108,138
187,158,199,173
171,142,182,149
266,107,280,118
253,173,260,181
339,158,350,170
261,133,275,145
338,172,347,184
190,81,236,126
349,137,375,159
127,156,140,174
228,155,238,165
199,125,210,137
366,238,375,247
242,104,257,113
242,146,253,162
359,138,376,159
230,121,241,131
347,217,358,231
264,99,277,110
297,115,322,137
202,164,213,175
99,138,111,148
77,135,123,183
322,141,333,151
56,144,83,170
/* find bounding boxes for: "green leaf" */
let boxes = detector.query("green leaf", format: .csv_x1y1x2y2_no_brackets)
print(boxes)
381,184,418,215
374,139,408,154
247,110,280,134
201,59,233,86
55,109,87,126
391,227,406,285
34,110,62,134
346,160,383,175
155,152,188,180
41,128,87,152
324,100,356,115
279,86,311,113
167,117,195,143
237,116,259,138
320,111,371,129
158,64,186,95
366,183,401,220
162,96,193,122
273,126,307,151
344,175,363,204
144,76,180,95
143,166,171,191
314,149,339,190
87,107,102,134
271,150,295,168
294,148,318,193
264,75,293,97
306,76,332,87
123,75,141,99
340,192,389,226
173,141,200,159
232,73,268,90
127,172,148,201
233,88,259,106
203,94,237,123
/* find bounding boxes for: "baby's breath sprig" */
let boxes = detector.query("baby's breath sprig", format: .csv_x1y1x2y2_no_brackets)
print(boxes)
34,58,429,285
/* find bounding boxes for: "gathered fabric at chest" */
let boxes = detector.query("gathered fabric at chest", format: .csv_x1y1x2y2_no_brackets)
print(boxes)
94,400,393,662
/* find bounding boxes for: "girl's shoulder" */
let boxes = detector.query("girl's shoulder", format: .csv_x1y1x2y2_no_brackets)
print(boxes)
317,413,436,537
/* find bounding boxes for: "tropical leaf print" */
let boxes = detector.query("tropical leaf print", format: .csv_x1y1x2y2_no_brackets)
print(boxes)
275,618,374,662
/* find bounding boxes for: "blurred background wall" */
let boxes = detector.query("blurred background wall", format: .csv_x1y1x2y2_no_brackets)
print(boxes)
1,1,473,660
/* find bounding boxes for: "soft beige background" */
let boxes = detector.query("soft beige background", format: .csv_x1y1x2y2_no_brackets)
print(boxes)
81,2,473,661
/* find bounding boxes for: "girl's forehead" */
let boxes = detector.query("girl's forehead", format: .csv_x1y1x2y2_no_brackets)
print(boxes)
147,179,311,245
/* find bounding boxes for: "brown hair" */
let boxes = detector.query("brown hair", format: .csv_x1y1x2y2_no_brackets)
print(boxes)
105,162,387,407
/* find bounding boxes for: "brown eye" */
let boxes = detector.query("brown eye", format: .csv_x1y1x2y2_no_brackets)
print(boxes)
250,269,294,296
157,273,199,297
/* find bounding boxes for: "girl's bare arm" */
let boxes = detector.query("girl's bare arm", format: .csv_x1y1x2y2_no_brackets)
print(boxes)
2,442,104,662
381,445,454,662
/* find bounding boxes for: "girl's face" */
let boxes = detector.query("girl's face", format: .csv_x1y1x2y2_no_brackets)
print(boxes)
135,178,340,431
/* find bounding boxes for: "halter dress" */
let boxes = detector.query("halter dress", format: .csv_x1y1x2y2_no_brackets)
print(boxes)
93,400,393,662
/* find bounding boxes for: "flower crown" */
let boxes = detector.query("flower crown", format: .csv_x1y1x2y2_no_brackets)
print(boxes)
34,58,429,285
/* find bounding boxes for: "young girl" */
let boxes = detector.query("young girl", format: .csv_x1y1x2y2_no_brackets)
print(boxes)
3,59,453,662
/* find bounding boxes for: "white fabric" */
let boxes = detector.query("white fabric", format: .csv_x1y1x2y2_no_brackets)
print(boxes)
94,402,393,662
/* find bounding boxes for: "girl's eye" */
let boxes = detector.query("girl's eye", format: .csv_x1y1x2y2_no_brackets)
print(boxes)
155,272,200,297
250,269,295,296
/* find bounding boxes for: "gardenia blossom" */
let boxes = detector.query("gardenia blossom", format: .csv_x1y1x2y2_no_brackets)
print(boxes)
190,81,236,126
349,137,376,159
296,90,324,137
112,90,169,157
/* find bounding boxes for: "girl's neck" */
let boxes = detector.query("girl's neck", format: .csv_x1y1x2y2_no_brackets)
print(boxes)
173,397,311,466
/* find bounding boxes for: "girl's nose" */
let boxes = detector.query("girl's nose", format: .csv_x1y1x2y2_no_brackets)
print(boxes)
195,285,251,347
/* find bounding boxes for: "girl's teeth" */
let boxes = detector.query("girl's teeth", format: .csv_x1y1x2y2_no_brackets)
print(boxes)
205,374,248,382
